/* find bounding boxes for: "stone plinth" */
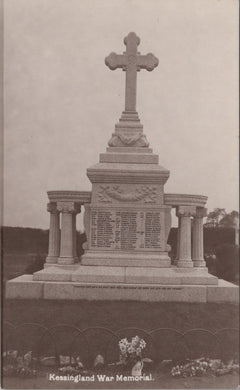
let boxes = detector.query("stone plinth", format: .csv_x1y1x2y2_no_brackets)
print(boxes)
81,251,170,267
83,131,171,267
32,265,218,285
78,87,173,266
6,275,239,303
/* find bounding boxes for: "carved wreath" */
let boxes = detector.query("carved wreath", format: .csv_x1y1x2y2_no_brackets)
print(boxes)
108,133,149,147
98,186,157,203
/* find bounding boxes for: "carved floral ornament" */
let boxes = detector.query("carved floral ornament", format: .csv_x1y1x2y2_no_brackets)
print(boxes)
47,202,58,214
176,205,196,218
97,185,157,203
56,202,81,214
195,207,208,218
108,133,149,147
176,206,207,219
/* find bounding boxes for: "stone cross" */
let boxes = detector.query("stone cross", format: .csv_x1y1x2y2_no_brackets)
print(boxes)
105,32,159,113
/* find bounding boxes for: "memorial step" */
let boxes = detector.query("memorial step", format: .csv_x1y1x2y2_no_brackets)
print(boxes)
81,251,171,267
32,265,218,285
5,275,239,303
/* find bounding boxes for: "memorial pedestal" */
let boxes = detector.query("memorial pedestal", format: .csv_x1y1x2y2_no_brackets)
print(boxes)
81,145,172,269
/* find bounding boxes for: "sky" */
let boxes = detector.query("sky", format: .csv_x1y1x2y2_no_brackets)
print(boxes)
3,0,238,230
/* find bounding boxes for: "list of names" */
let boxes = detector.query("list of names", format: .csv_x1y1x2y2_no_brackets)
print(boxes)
90,209,161,250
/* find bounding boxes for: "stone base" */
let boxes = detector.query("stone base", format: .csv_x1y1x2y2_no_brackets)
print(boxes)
99,152,159,164
31,265,218,285
57,257,75,265
5,275,239,303
177,260,194,268
193,260,206,267
81,251,171,267
207,279,240,303
45,256,58,264
5,275,44,299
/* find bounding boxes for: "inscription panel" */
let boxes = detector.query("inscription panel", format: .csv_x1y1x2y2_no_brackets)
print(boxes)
90,209,161,251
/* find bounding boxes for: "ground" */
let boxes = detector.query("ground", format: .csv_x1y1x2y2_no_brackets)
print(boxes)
2,299,239,389
3,299,239,330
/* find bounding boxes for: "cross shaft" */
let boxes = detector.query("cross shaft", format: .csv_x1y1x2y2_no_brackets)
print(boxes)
105,32,159,112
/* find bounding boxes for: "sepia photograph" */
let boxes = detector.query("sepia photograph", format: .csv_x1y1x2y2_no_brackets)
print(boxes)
2,0,239,389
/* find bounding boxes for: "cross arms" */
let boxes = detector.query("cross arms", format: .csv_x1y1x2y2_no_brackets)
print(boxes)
105,52,158,72
105,53,127,70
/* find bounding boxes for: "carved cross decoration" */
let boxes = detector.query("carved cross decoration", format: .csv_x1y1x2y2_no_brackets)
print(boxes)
105,32,159,113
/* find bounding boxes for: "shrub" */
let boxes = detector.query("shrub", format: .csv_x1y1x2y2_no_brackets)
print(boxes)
215,244,239,282
25,254,45,274
205,254,217,276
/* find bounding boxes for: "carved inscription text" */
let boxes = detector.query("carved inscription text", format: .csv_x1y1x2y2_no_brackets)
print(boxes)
90,209,161,251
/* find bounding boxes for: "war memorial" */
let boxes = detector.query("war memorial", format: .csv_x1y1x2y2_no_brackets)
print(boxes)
6,32,238,303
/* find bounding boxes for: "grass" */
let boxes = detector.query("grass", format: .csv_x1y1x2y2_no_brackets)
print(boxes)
3,299,239,331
